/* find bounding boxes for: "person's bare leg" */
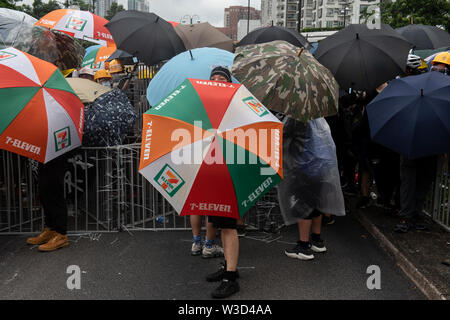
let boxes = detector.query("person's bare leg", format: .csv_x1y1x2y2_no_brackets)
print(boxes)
190,215,202,237
205,221,217,241
312,215,322,235
221,229,239,271
298,219,312,242
361,171,370,197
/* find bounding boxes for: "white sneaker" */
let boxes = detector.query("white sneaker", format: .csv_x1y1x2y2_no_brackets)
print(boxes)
191,242,203,256
202,244,224,258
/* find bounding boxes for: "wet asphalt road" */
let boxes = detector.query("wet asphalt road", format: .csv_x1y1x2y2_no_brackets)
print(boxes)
0,213,424,300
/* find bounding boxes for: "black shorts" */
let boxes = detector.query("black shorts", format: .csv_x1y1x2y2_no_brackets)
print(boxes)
208,216,237,229
303,209,323,220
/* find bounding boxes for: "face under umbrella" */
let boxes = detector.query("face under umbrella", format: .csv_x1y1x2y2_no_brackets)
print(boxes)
314,24,412,92
232,40,339,122
396,24,450,50
105,11,186,66
237,25,312,50
0,47,84,163
0,18,84,70
147,47,237,107
366,71,450,159
174,22,233,52
139,78,283,218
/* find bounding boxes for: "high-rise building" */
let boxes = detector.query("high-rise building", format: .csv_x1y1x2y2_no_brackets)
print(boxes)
260,0,379,31
223,5,261,41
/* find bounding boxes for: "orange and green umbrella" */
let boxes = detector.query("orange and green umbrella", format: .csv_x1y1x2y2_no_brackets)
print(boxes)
139,78,283,219
35,9,114,45
0,47,84,163
82,45,116,70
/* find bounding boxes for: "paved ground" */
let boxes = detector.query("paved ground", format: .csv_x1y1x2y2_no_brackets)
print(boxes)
353,199,450,299
0,212,424,300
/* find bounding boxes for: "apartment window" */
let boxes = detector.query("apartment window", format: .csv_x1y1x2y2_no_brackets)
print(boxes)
326,21,333,28
306,20,312,26
318,8,322,18
327,8,334,16
319,0,323,6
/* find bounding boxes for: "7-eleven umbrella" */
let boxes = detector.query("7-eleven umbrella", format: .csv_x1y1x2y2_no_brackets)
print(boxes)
35,9,114,45
82,45,117,70
139,78,283,219
0,47,84,163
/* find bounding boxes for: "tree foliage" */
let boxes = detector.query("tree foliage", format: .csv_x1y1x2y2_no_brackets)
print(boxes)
381,0,450,32
105,2,124,21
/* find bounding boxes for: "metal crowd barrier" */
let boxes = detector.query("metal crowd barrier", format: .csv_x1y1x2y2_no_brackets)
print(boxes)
424,155,450,231
0,146,284,234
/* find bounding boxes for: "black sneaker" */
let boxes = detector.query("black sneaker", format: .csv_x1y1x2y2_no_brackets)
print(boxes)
311,238,327,253
357,196,370,209
285,242,314,260
206,263,239,282
322,215,335,225
211,279,240,299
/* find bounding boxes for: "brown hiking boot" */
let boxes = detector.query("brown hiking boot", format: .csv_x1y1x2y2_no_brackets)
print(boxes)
26,228,56,245
38,233,69,252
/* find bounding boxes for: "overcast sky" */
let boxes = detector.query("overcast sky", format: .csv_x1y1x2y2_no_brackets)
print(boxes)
150,0,261,27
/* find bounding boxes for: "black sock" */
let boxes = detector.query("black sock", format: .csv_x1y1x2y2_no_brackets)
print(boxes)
298,240,310,249
224,271,238,281
311,233,322,242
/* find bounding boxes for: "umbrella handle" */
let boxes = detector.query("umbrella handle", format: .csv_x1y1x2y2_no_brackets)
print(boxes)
297,48,304,57
189,50,194,60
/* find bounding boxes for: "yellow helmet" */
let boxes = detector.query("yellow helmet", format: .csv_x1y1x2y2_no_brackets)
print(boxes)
108,59,123,73
432,52,450,66
94,69,112,81
418,59,428,70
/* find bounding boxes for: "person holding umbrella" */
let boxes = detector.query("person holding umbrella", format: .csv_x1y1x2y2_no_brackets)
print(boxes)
203,66,241,299
366,56,449,233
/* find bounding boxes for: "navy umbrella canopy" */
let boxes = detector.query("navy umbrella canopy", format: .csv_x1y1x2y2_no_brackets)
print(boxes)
237,25,312,50
396,24,450,50
366,71,450,159
105,11,186,66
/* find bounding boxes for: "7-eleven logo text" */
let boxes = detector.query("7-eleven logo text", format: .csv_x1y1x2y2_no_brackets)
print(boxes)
66,16,87,31
54,127,71,151
0,51,16,61
154,164,185,197
243,97,268,117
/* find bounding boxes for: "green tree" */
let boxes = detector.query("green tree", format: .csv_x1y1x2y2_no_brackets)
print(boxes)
63,0,90,11
105,2,124,21
0,0,16,9
381,0,450,32
25,0,61,19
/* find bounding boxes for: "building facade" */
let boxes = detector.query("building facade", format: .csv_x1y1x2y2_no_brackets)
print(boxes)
224,5,261,41
260,0,379,31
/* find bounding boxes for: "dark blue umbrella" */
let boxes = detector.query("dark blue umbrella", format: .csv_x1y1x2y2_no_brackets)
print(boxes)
367,71,450,159
83,89,138,147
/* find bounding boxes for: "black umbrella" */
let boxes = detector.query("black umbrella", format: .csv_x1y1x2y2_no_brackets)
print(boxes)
314,24,412,91
396,24,450,50
105,11,186,66
237,25,312,50
106,49,134,65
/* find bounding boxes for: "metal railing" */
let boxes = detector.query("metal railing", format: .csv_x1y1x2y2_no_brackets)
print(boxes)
424,155,449,231
0,146,284,234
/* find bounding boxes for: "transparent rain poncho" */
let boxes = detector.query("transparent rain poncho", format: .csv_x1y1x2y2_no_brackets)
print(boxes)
276,116,346,225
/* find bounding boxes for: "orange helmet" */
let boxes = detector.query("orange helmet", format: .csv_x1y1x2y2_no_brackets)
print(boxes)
108,59,123,73
94,69,112,81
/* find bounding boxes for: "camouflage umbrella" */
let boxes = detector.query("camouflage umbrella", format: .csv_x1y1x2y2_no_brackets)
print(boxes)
232,40,339,122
